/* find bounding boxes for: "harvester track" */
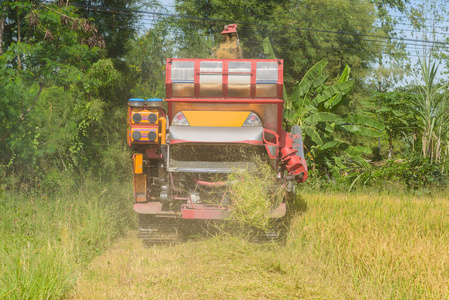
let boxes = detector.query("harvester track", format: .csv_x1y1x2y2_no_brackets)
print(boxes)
138,215,180,247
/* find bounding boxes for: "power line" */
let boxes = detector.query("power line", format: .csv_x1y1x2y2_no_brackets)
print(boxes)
34,0,449,57
157,1,449,24
96,17,449,56
59,2,449,48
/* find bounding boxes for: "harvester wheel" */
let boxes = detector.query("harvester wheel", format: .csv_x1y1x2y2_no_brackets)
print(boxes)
138,214,180,247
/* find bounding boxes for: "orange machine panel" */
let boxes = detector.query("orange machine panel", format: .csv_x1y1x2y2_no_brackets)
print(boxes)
130,127,159,144
133,174,147,202
130,109,160,125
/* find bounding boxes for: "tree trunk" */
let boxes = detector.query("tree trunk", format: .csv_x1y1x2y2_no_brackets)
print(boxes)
388,135,393,160
0,5,7,55
17,11,22,70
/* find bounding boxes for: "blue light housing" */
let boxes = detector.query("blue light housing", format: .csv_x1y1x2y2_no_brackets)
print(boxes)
128,98,145,107
146,98,163,108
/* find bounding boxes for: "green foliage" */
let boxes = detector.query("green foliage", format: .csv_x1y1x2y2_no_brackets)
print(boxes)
284,59,384,177
83,59,122,99
70,0,139,61
411,56,449,162
335,157,449,192
126,24,174,98
0,1,105,176
370,91,415,159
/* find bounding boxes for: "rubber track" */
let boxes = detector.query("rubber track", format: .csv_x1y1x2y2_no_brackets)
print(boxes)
138,215,180,246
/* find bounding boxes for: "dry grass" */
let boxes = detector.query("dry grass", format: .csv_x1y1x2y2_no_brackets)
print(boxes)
227,162,284,231
71,191,449,299
215,35,242,59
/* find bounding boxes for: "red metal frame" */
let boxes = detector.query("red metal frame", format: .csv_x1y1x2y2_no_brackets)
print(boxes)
166,58,283,99
134,202,287,220
166,58,285,134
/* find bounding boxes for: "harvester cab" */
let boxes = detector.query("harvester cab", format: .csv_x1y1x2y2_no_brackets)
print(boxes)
127,25,307,245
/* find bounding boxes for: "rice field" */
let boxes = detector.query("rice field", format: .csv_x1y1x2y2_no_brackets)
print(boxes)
70,191,449,299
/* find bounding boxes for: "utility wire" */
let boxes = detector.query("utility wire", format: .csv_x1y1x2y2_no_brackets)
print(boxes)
36,0,449,48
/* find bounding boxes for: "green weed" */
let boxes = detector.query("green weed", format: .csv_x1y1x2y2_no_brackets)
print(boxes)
0,175,135,299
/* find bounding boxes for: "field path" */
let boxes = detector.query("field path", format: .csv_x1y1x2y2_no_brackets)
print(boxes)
70,193,449,299
69,230,329,299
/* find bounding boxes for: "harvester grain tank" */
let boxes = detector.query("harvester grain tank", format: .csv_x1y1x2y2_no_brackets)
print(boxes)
127,25,308,244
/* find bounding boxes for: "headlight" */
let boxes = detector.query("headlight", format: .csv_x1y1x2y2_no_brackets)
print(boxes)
132,113,142,123
132,131,141,141
148,131,157,141
148,113,158,123
172,112,190,126
242,112,262,127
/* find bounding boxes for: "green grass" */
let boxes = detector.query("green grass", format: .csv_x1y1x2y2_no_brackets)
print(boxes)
72,190,449,299
0,178,135,299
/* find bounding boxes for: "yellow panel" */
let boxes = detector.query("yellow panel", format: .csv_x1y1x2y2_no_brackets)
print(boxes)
172,103,279,132
133,153,143,174
130,127,159,144
134,174,146,202
183,111,250,127
131,109,159,125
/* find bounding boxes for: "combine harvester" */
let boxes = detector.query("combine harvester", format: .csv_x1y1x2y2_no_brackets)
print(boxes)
127,25,308,245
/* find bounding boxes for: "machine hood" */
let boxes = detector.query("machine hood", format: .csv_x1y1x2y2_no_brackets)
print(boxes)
168,126,264,144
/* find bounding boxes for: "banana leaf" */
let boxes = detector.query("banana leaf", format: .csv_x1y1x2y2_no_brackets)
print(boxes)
263,37,276,59
345,114,385,130
283,108,296,124
338,124,385,138
311,80,354,106
324,93,343,110
304,112,342,125
303,126,323,146
297,59,328,97
324,122,335,135
339,65,351,83
319,140,341,150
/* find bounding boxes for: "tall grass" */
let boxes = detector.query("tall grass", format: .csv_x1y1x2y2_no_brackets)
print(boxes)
0,176,135,299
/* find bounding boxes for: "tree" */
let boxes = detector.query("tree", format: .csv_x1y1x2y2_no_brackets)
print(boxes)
126,21,175,98
0,3,7,54
174,0,387,90
367,0,411,91
371,91,415,159
0,1,105,174
70,0,139,61
174,0,286,59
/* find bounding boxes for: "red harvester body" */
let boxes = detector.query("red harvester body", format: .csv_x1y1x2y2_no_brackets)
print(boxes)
127,26,307,244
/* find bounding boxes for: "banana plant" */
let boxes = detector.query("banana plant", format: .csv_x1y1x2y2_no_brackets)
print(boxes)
284,59,385,178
